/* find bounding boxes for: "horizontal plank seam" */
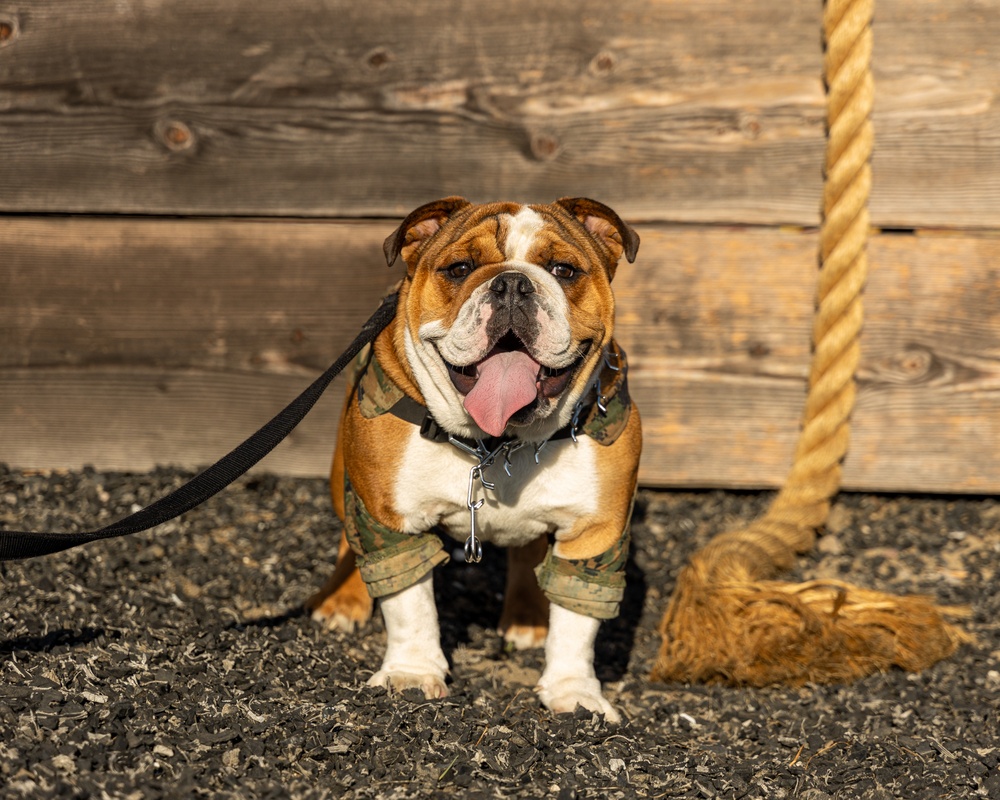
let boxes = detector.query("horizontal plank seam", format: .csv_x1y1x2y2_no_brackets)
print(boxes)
3,212,1000,237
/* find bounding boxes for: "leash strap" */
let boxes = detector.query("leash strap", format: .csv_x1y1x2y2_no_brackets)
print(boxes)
0,292,399,562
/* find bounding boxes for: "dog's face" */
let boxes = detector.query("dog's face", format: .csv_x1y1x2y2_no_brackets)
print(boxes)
383,198,639,440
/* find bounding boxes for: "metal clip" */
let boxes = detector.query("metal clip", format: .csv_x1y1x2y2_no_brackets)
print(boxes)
596,348,618,415
569,374,598,441
464,464,485,563
453,437,514,563
533,439,548,464
449,436,545,563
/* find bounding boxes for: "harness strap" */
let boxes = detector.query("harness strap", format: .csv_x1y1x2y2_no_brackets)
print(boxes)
0,292,400,562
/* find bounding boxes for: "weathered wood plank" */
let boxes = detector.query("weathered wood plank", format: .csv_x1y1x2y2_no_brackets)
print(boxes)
1,218,396,373
0,0,823,223
3,217,999,492
847,233,1000,493
0,367,350,479
1,1,997,226
625,227,1000,491
872,0,1000,228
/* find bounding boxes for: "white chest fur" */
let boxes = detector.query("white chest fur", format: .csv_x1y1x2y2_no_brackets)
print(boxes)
392,427,600,548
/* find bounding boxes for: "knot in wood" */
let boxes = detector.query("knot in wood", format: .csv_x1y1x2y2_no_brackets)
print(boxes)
529,132,561,162
739,113,762,140
366,47,392,70
0,15,19,47
589,51,617,76
157,120,195,152
897,346,934,380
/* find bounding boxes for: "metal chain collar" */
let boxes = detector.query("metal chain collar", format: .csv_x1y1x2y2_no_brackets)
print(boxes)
449,348,619,563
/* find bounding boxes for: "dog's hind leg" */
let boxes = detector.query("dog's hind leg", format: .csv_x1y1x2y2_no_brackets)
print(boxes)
307,401,374,632
498,534,550,650
306,530,374,633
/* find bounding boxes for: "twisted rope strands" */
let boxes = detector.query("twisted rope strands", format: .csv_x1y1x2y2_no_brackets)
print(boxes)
685,0,876,589
651,0,886,684
653,0,967,686
760,0,874,552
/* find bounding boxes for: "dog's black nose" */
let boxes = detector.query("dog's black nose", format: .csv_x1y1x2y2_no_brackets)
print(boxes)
489,272,535,298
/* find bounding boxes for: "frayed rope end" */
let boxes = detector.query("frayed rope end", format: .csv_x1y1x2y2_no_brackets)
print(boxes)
650,564,973,687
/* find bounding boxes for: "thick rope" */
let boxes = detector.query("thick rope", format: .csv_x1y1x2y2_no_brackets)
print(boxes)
651,0,969,685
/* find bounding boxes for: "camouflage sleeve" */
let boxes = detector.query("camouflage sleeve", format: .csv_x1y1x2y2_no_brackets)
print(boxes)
533,527,631,620
343,477,449,598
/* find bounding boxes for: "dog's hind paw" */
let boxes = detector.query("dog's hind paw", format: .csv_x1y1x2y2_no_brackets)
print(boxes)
536,676,621,723
500,622,548,651
368,669,448,700
307,588,373,633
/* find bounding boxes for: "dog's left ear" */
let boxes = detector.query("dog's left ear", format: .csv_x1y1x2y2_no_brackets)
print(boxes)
383,196,472,269
555,197,640,275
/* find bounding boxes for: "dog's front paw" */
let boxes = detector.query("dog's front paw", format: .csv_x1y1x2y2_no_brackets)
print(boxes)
368,669,448,699
536,676,622,724
370,574,449,700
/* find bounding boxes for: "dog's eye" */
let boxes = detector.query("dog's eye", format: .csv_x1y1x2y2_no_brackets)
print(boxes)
443,261,474,280
549,262,576,280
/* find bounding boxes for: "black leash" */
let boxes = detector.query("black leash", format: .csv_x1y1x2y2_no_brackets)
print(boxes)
0,292,399,562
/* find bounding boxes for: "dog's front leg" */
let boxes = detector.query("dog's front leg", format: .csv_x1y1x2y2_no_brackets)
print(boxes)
368,572,449,699
536,604,621,723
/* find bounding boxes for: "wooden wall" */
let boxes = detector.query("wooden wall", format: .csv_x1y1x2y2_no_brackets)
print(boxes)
2,1,998,493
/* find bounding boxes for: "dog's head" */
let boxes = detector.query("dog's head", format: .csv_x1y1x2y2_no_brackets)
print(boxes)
384,197,639,441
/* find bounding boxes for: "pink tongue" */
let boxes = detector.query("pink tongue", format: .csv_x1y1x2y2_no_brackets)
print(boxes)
463,350,540,437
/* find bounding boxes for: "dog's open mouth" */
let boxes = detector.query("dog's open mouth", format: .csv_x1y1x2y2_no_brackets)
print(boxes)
444,332,588,437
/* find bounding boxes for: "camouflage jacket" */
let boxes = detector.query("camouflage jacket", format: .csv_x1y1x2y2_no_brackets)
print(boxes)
342,344,635,619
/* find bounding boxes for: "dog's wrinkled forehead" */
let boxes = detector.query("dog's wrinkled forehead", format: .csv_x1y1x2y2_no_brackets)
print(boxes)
385,196,639,281
433,205,597,272
500,207,546,262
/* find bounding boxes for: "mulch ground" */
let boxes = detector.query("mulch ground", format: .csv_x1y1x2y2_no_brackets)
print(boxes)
1,465,997,799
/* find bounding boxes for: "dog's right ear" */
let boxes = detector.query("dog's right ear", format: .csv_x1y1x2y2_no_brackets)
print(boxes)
383,197,472,269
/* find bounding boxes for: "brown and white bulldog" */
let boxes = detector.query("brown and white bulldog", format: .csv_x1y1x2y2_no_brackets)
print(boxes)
307,197,641,721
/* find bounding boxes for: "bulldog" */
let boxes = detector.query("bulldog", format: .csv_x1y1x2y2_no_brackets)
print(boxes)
307,197,641,721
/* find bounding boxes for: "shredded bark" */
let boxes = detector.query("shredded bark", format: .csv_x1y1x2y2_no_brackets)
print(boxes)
1,466,997,799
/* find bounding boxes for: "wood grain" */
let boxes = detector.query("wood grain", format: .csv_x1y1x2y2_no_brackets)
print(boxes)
1,218,396,373
0,0,996,226
0,366,350,479
0,0,822,222
3,218,998,492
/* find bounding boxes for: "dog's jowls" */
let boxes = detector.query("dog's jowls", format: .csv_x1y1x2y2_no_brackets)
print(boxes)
307,197,641,722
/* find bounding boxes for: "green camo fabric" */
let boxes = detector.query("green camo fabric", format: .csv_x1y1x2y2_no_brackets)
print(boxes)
343,477,449,598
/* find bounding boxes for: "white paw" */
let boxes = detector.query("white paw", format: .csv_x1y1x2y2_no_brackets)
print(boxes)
536,676,621,723
370,573,449,699
368,669,448,700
